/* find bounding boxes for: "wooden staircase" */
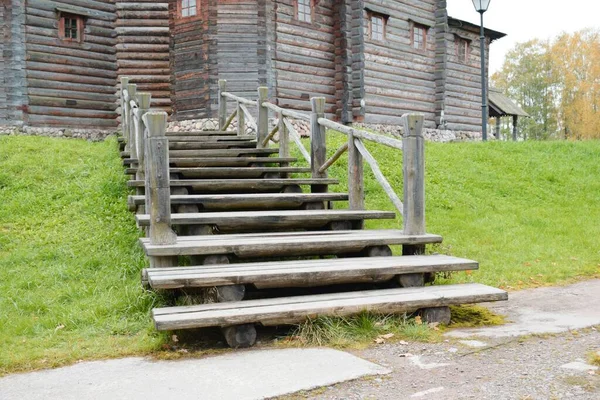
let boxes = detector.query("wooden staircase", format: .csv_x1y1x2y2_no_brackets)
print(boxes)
119,79,507,348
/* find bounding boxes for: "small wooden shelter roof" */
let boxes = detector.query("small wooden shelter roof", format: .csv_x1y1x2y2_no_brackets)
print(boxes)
488,88,529,118
448,17,506,42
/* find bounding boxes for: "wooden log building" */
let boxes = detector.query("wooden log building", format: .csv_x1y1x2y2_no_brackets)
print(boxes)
0,0,505,132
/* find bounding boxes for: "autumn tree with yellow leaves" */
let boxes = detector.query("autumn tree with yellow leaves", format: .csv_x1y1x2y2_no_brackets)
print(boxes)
492,29,600,139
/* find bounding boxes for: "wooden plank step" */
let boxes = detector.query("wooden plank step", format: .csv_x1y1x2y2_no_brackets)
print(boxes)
127,178,339,193
125,166,311,178
165,130,237,136
140,230,443,258
168,157,298,167
144,255,478,290
127,192,349,211
166,135,256,142
169,141,257,150
121,148,280,159
136,209,396,230
152,283,508,330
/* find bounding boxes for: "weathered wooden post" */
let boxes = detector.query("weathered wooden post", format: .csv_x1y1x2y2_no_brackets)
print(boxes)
237,101,245,136
512,115,518,141
256,87,269,148
135,93,151,194
278,112,290,174
400,114,427,287
120,77,130,138
310,97,327,193
495,116,501,140
348,132,364,211
218,79,227,130
143,111,177,268
127,83,138,157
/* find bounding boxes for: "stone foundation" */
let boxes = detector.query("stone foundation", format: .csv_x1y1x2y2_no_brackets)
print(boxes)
0,125,115,141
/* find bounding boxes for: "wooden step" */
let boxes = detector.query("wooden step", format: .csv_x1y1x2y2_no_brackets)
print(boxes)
140,230,442,258
136,209,396,231
127,178,339,193
121,148,280,159
170,167,311,179
166,130,237,136
125,166,310,178
168,157,298,167
127,193,349,211
169,141,257,150
144,255,478,290
166,135,256,142
152,283,508,330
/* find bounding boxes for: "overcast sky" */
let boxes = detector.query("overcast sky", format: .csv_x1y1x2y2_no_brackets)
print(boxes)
447,0,600,73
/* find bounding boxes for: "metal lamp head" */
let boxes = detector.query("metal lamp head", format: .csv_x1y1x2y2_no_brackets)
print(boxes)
472,0,491,12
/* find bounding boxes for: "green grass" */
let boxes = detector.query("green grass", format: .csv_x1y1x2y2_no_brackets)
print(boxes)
2,134,600,373
282,312,437,348
294,133,600,289
0,135,165,375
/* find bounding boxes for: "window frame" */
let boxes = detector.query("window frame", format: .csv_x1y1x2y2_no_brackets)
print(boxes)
366,11,388,42
295,0,314,24
58,13,84,43
455,36,470,64
411,23,428,51
177,0,200,19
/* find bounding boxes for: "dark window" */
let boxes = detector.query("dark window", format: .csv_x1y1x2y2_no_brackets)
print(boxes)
366,12,387,42
412,25,427,50
457,38,469,63
59,15,84,43
180,0,198,18
297,0,312,23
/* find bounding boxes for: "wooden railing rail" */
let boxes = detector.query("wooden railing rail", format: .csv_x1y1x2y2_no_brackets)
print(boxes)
214,84,426,233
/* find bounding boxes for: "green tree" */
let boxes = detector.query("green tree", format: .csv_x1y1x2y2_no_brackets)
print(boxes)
492,39,558,140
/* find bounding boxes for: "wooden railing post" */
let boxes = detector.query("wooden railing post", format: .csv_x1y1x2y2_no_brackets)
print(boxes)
402,114,425,237
310,97,327,193
237,101,245,136
256,87,269,148
348,133,364,212
126,83,137,157
120,77,130,138
135,93,151,187
144,111,177,267
218,79,227,130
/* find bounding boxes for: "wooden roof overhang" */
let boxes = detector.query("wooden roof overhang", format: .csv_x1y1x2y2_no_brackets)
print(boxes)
448,17,506,43
488,88,529,118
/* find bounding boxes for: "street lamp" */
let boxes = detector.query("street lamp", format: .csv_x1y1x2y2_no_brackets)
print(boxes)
472,0,491,141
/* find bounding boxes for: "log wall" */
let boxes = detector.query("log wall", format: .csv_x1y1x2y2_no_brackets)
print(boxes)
361,0,437,127
443,23,489,132
169,0,209,120
1,0,27,126
272,0,337,115
23,0,118,128
116,1,171,114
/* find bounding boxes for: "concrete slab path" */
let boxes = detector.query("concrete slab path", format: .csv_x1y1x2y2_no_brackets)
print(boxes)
0,348,389,400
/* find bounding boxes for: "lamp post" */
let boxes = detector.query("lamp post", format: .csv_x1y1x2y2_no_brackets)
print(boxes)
472,0,491,141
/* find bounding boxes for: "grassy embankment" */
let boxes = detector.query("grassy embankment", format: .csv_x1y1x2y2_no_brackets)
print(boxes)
1,134,599,372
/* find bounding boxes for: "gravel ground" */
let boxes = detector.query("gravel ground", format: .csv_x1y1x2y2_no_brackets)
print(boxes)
279,328,599,400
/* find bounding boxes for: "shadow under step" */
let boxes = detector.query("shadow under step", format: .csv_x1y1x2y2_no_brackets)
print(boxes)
127,192,349,212
143,254,478,290
127,178,338,193
136,209,395,231
169,141,257,150
140,229,442,259
168,157,298,167
166,135,256,142
121,148,280,159
152,283,508,331
165,130,237,136
126,167,312,179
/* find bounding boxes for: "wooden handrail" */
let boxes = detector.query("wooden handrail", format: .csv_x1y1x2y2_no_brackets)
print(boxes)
354,138,404,216
261,125,279,147
222,109,237,131
317,118,403,150
239,103,257,132
282,118,311,165
221,92,257,106
263,102,311,122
